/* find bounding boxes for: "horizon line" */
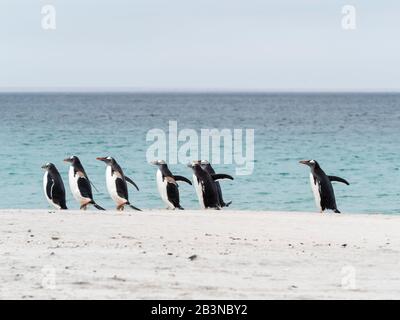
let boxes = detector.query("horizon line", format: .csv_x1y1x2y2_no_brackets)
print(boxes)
0,87,400,94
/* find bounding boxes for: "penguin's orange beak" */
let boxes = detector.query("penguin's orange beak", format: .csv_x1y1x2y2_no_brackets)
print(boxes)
64,158,72,163
96,157,107,162
299,160,310,166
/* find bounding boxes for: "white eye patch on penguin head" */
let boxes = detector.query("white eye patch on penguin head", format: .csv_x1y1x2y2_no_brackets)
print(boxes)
299,159,317,167
151,160,166,166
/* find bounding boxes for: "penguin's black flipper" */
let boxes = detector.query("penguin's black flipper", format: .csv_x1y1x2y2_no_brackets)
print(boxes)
211,173,234,181
78,177,94,199
328,176,349,185
173,175,192,185
93,203,106,211
125,176,140,191
128,203,142,211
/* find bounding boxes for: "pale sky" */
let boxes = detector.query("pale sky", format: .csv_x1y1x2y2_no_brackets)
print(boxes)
1,0,399,91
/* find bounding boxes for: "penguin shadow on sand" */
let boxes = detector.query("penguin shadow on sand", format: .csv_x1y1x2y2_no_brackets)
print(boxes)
299,159,350,213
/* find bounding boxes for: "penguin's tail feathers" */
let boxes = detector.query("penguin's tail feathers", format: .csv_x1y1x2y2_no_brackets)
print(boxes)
177,206,184,210
223,201,232,207
128,203,142,211
93,202,106,211
334,209,341,214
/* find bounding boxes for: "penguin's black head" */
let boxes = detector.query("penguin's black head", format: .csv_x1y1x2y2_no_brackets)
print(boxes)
64,155,80,165
200,160,211,169
96,156,114,165
151,160,167,166
41,162,56,171
187,160,202,169
299,159,320,169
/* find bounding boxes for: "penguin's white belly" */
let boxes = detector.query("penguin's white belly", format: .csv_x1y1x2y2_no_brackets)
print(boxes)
193,174,205,209
156,170,175,209
106,166,127,205
69,167,91,205
43,172,60,209
310,173,322,212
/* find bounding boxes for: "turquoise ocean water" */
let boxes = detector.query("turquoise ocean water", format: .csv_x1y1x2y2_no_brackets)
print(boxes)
0,92,399,213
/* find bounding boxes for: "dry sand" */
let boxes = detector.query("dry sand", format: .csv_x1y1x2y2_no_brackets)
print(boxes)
0,209,399,299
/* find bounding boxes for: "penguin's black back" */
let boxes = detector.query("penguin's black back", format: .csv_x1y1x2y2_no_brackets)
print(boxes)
72,159,94,200
159,164,182,208
111,161,129,200
166,182,181,208
313,166,338,211
202,163,226,207
159,164,173,179
48,166,67,209
193,166,219,208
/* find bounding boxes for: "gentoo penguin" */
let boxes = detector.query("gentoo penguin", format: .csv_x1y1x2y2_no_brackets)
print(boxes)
41,163,67,210
188,160,234,210
151,160,192,210
299,160,349,213
96,157,141,211
64,156,105,211
200,160,232,207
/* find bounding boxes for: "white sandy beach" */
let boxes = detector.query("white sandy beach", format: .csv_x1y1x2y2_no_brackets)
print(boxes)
0,209,399,300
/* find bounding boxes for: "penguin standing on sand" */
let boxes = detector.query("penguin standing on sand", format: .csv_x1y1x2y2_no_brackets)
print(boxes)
188,160,234,210
64,156,105,211
96,157,141,211
42,163,67,210
151,160,192,210
200,160,232,207
299,160,349,213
